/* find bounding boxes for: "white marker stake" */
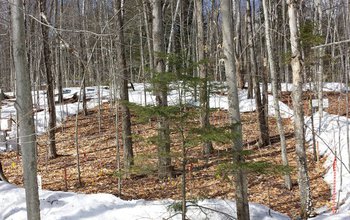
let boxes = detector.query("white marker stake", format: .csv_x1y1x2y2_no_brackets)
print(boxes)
37,175,42,190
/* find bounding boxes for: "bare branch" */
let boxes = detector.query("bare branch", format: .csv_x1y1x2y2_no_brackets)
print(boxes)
311,39,350,49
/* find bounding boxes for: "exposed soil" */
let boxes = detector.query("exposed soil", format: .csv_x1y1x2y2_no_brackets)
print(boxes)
0,96,334,219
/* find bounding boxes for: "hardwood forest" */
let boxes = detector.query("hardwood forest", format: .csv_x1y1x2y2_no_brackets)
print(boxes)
1,0,350,220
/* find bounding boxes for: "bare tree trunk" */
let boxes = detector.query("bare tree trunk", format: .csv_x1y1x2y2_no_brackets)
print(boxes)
97,1,104,134
245,11,253,99
233,0,244,90
165,0,180,65
287,0,313,218
142,0,154,72
74,91,82,187
115,0,134,172
180,122,187,220
315,0,324,115
56,0,63,104
39,0,57,159
282,0,290,87
138,11,147,104
221,0,250,219
262,0,292,190
195,0,214,156
151,0,172,179
246,0,269,146
78,0,88,116
11,0,41,218
344,0,350,177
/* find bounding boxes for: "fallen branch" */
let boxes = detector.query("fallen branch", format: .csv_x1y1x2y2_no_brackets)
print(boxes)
187,203,236,220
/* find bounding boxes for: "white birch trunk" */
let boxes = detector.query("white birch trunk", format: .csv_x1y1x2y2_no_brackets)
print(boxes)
287,0,313,218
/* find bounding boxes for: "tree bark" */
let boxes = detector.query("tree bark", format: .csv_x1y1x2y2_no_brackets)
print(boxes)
287,0,313,218
245,9,253,99
77,0,88,116
115,0,134,172
282,0,290,87
233,0,244,90
151,0,172,179
195,0,214,156
315,0,324,115
221,0,250,219
262,0,292,190
246,0,270,147
11,0,41,218
55,0,63,104
142,0,154,72
39,0,57,159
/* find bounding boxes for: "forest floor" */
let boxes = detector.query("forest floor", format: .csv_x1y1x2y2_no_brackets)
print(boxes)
2,91,348,219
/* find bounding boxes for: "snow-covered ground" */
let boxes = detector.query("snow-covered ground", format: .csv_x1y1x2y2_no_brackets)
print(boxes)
306,112,350,219
0,183,290,220
0,82,350,219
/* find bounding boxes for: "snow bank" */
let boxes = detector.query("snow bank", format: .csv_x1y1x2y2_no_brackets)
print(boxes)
305,112,350,219
0,182,290,220
267,82,349,93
